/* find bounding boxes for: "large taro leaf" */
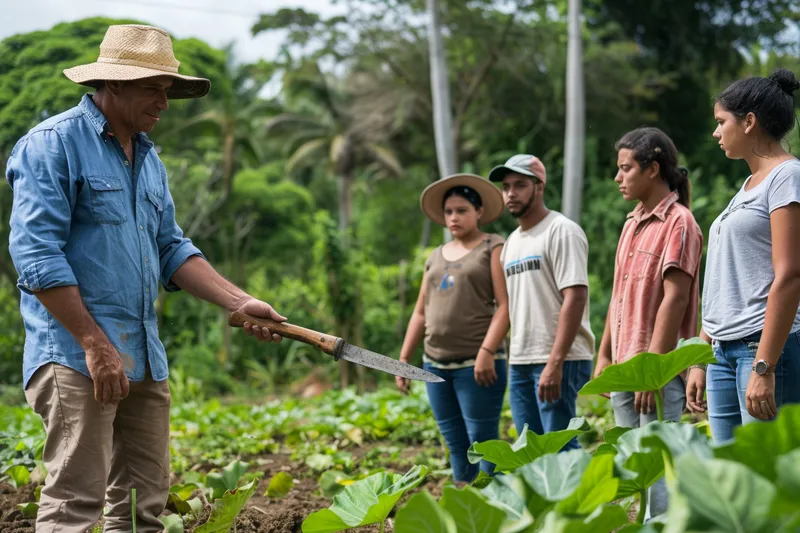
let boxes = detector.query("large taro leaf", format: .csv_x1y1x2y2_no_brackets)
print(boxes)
538,505,630,533
612,425,672,498
579,342,714,395
4,465,31,489
159,513,185,533
714,404,800,483
517,449,590,502
557,453,619,516
480,474,534,533
301,466,427,533
194,477,259,533
394,492,457,533
265,472,294,499
467,418,590,473
771,449,800,528
664,454,777,533
205,460,249,501
440,486,507,533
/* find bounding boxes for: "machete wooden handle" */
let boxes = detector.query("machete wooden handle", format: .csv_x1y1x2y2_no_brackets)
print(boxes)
228,311,342,355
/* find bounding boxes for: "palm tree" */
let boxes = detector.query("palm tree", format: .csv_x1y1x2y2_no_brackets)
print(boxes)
266,61,402,232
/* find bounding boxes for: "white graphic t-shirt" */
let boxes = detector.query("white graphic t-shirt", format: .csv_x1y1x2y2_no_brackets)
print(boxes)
501,211,595,364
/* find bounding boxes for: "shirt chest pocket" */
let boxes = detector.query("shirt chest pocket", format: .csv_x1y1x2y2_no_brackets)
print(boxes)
633,249,662,282
85,176,127,225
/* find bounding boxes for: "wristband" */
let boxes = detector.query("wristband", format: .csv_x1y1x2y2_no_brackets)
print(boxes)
688,363,707,371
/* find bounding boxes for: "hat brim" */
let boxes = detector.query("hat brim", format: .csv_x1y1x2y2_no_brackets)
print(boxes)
63,63,210,99
420,173,505,227
488,165,541,182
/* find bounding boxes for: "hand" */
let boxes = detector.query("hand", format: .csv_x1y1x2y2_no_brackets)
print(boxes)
235,298,287,343
538,361,562,403
746,372,777,420
634,391,656,414
474,350,497,387
85,340,130,406
686,367,707,413
395,375,410,394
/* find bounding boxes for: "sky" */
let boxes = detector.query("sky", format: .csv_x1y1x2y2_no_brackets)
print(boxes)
1,0,343,64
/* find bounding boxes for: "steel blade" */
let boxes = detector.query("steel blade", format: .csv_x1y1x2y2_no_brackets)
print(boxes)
337,343,444,382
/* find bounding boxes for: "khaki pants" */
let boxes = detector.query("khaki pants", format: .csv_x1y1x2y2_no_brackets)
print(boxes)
25,363,171,533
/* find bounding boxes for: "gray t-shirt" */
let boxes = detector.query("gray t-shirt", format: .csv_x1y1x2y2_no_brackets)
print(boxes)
702,159,800,341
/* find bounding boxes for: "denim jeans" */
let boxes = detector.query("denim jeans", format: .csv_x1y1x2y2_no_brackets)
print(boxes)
707,330,800,444
611,376,685,522
508,360,592,450
424,359,508,482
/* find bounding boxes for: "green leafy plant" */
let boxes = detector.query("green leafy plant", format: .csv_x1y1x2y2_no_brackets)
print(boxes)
195,477,261,533
265,472,294,499
302,465,428,533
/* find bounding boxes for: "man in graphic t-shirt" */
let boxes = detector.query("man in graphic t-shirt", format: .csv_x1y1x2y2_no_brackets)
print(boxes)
489,154,595,448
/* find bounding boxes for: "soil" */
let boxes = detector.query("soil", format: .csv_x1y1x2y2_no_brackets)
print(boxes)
0,444,438,533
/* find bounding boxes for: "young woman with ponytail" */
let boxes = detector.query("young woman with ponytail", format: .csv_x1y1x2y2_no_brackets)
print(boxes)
593,127,703,521
688,68,800,443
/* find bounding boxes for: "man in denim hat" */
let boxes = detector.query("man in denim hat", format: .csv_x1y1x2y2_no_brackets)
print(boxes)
489,154,595,447
6,24,284,532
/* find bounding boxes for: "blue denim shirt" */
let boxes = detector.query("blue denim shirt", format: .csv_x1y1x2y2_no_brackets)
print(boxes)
6,94,204,388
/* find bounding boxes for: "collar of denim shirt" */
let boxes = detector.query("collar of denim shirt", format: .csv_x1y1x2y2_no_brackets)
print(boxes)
78,93,155,151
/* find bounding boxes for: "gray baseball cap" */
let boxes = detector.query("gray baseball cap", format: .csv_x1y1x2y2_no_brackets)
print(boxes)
488,154,546,185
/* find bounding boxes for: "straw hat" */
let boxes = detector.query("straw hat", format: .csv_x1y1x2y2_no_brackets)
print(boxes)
420,173,504,227
63,24,210,99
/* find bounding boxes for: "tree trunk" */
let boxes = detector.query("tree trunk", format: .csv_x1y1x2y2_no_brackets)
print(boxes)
337,171,354,389
562,0,586,222
426,0,457,243
223,127,235,200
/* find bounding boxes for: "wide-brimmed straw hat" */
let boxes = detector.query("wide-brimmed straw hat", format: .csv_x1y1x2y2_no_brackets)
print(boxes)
420,173,504,227
63,24,210,99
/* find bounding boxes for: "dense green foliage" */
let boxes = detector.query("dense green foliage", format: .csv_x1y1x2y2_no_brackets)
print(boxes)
0,2,799,392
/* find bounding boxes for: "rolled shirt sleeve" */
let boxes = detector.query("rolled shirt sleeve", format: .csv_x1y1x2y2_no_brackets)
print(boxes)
6,130,79,294
155,166,204,292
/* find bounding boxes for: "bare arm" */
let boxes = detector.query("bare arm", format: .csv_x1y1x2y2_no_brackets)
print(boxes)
35,286,129,405
170,256,285,341
594,312,613,379
480,245,510,353
648,268,693,354
399,270,428,364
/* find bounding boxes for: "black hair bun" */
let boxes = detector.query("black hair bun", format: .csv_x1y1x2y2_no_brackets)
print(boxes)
770,68,800,97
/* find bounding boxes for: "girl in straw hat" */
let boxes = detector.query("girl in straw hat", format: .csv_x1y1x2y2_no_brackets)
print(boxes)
397,173,509,483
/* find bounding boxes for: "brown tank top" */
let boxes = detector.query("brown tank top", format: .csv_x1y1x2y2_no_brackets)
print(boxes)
423,233,505,363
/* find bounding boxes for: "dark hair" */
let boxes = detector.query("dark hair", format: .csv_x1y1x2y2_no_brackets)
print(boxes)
443,186,482,211
615,127,691,208
716,68,799,141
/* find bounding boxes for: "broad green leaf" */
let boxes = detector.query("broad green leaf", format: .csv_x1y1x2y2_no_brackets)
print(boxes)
518,449,590,502
169,483,199,502
618,525,663,532
5,465,31,488
159,513,185,533
301,466,428,533
471,471,494,489
613,425,668,497
667,454,776,533
205,460,248,501
714,404,800,482
194,477,260,533
557,453,619,516
771,449,800,524
539,505,630,533
265,472,294,498
394,492,457,533
480,474,534,533
318,470,354,498
440,486,506,533
632,422,713,464
306,453,335,472
467,418,590,472
16,502,38,518
169,492,196,516
579,344,714,395
604,427,632,444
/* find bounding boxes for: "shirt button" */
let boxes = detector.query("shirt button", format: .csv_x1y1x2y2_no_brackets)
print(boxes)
124,161,129,166
628,252,634,257
139,225,144,230
144,256,149,263
623,274,629,280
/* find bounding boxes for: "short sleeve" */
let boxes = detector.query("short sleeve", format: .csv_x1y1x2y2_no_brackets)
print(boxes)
767,161,800,214
662,219,703,279
550,219,589,291
488,233,505,252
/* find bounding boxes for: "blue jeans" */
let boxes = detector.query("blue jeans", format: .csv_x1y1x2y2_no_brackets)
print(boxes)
508,360,592,450
424,359,507,482
707,330,800,444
